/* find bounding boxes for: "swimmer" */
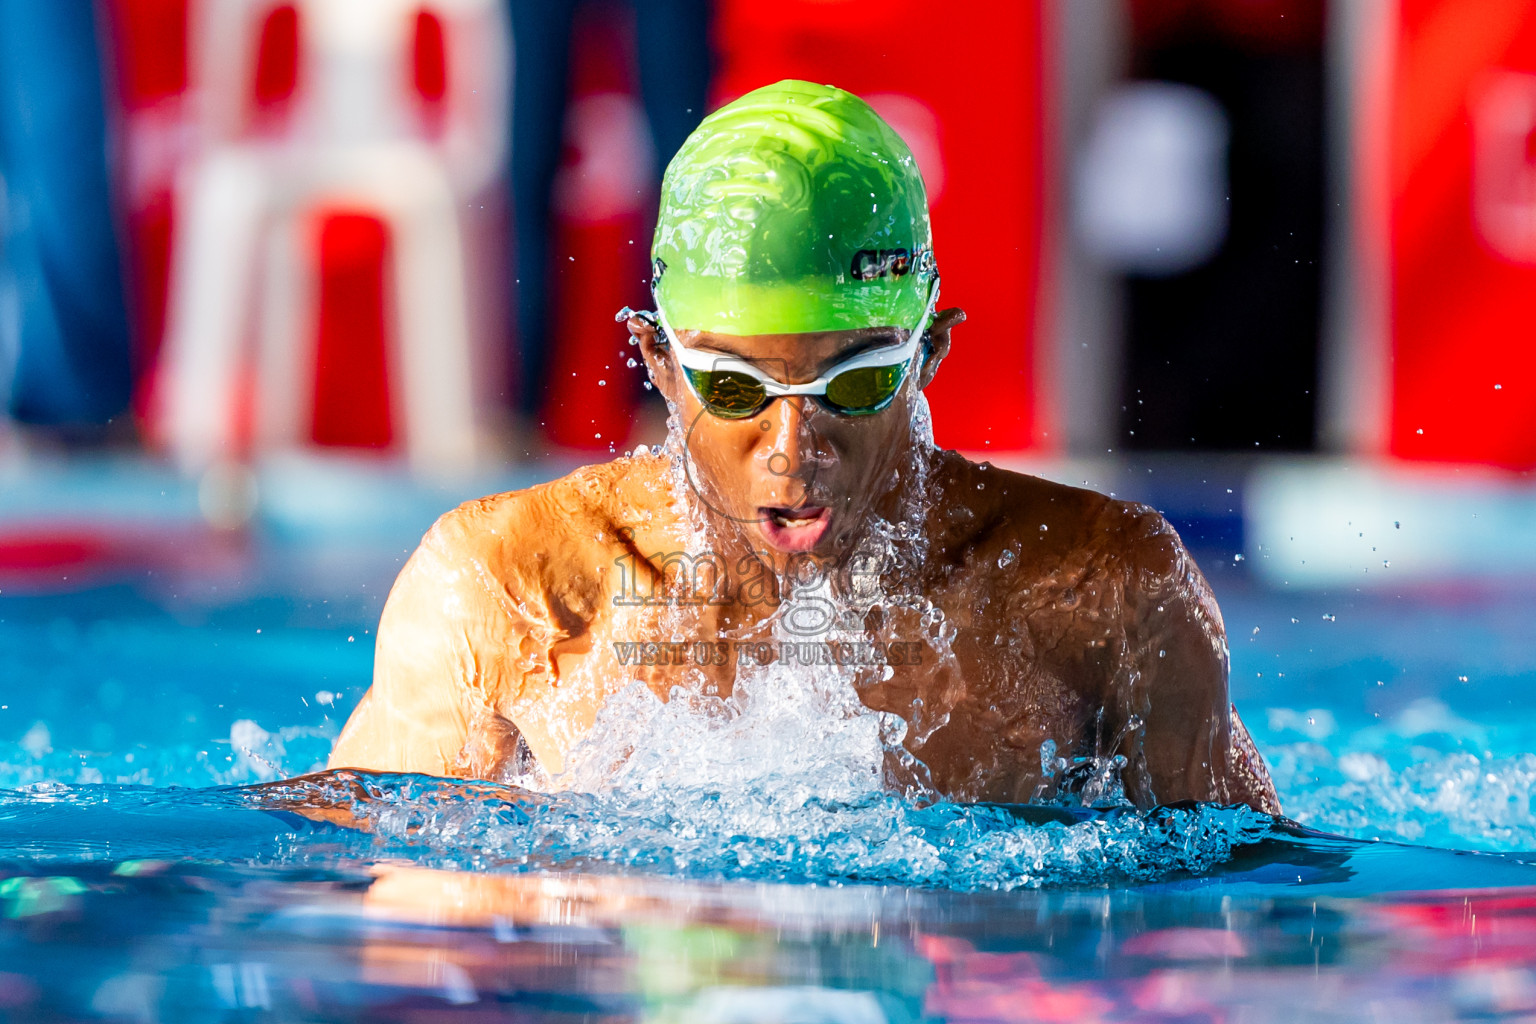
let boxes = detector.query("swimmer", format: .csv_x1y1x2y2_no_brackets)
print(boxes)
329,80,1279,813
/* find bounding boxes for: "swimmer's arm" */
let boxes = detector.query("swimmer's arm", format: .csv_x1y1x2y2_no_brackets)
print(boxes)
328,531,523,778
1124,518,1281,815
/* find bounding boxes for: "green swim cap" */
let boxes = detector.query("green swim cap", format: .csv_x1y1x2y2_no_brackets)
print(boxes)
653,79,936,336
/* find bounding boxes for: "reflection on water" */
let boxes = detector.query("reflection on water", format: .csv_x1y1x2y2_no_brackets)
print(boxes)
6,771,1536,1020
5,858,1536,1022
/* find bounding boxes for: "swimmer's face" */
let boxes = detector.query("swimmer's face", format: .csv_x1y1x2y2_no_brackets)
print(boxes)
630,308,964,560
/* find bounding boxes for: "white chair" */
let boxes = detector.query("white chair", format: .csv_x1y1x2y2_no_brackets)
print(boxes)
154,0,510,477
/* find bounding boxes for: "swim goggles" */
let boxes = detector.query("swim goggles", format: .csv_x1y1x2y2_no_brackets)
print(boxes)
652,277,940,420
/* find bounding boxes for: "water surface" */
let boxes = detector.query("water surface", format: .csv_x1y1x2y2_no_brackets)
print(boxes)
4,483,1536,1020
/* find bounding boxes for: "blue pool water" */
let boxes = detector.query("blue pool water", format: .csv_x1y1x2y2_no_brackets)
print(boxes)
4,464,1536,1021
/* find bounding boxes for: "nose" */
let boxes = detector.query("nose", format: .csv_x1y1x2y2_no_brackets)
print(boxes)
757,396,821,482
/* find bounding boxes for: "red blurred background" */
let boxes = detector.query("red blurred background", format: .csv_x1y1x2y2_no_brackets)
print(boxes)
8,0,1536,473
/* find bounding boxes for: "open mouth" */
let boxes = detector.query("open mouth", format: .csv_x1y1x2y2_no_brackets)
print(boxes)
757,505,832,553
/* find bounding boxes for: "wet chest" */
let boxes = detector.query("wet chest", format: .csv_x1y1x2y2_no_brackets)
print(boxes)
852,563,1136,794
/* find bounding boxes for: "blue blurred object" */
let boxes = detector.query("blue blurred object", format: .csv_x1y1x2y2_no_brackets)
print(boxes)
0,0,132,428
508,0,711,415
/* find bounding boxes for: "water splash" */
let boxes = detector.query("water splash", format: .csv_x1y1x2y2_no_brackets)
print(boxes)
0,772,1273,889
557,668,890,803
1267,742,1536,850
268,772,1274,889
545,390,957,802
1257,697,1536,850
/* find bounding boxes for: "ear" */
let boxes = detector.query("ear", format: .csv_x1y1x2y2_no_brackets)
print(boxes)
916,307,965,389
626,313,683,401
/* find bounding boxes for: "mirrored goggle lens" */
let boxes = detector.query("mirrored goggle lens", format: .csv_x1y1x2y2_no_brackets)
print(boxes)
684,368,767,418
821,364,907,415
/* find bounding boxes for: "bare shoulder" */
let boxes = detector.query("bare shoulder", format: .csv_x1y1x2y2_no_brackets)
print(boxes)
366,454,675,665
928,454,1272,809
942,454,1218,642
429,455,655,547
949,454,1185,576
418,453,669,591
334,454,675,776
